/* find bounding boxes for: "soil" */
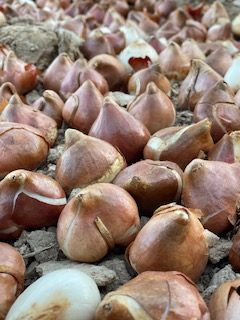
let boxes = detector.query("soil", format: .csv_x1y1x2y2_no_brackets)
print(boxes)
2,0,240,313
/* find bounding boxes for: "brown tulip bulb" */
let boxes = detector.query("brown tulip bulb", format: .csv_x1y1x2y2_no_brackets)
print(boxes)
144,119,214,170
57,183,140,262
32,90,64,128
59,58,88,98
128,63,171,95
235,89,240,107
126,203,208,281
206,47,233,77
43,53,73,93
56,129,126,193
159,42,190,80
207,21,232,42
0,122,49,178
127,82,176,134
181,39,206,61
113,160,183,216
209,279,240,320
194,81,240,142
86,3,105,24
182,159,240,234
104,31,126,55
0,94,57,146
170,20,207,44
80,32,115,60
229,231,240,272
88,54,128,91
95,271,210,320
202,1,230,28
0,51,38,95
62,80,103,134
61,16,88,38
0,82,17,112
0,243,25,319
208,131,240,163
0,170,66,240
178,59,222,111
89,97,150,164
156,20,181,39
155,0,177,17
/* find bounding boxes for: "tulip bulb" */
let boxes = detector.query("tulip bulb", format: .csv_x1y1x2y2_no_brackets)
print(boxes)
62,80,103,134
89,54,127,91
127,82,175,134
0,51,38,95
181,39,206,61
207,21,232,42
113,160,183,216
0,122,49,178
144,119,214,170
170,20,207,44
118,39,159,72
209,279,240,320
202,1,229,28
43,53,73,93
0,82,17,112
178,59,222,111
57,183,140,262
232,13,240,37
182,159,240,234
194,80,240,142
0,242,25,319
0,169,66,240
224,54,240,92
6,269,101,320
208,131,240,163
55,129,126,193
0,94,58,146
206,47,232,77
89,97,150,164
33,90,64,128
159,41,190,80
95,271,210,320
126,203,208,281
128,63,171,95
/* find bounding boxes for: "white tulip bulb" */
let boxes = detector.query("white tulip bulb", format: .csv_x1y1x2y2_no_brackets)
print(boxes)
6,269,101,320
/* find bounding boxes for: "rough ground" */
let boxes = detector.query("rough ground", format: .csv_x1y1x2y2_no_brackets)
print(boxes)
2,0,240,307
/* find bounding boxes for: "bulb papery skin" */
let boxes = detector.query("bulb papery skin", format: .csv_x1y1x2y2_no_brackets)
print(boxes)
55,129,126,193
0,169,66,240
6,269,101,320
182,159,240,234
95,271,210,320
127,82,176,134
209,279,240,320
224,55,240,92
57,183,140,263
143,119,214,170
126,203,208,281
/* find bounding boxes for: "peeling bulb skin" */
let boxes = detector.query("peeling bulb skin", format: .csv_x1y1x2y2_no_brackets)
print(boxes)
143,119,214,170
182,159,240,234
5,269,101,320
95,271,210,320
178,59,222,111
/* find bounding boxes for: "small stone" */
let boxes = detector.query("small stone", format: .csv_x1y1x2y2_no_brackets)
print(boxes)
209,238,232,264
209,265,238,287
36,260,116,287
99,255,132,292
47,145,64,164
26,230,59,263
